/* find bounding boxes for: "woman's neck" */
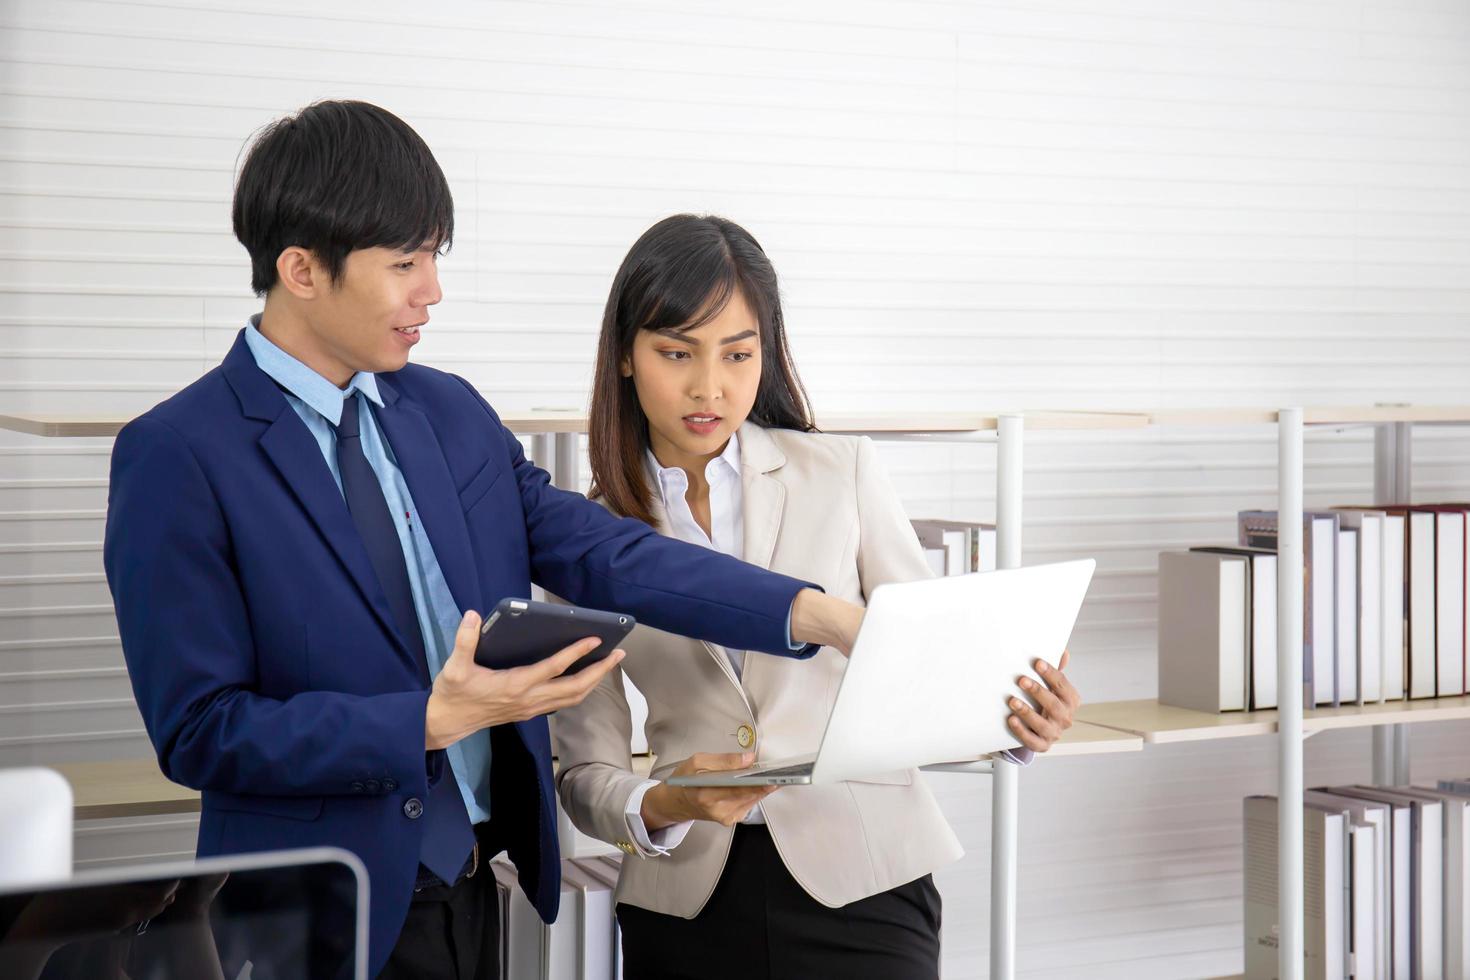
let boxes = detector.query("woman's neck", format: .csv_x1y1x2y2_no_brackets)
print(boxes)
648,431,725,536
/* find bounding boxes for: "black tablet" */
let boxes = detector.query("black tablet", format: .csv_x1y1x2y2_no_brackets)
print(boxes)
474,597,635,674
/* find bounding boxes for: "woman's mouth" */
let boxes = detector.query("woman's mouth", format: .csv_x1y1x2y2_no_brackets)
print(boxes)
683,414,722,436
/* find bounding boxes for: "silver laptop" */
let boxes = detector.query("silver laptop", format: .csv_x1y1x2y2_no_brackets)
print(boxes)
0,847,368,980
668,559,1095,787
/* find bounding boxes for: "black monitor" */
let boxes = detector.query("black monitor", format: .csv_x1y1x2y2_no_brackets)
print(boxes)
0,847,366,980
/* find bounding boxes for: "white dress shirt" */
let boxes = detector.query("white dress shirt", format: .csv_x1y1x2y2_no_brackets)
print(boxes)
622,433,761,856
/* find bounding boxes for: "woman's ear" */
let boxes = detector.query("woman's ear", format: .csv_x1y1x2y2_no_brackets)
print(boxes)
619,355,633,378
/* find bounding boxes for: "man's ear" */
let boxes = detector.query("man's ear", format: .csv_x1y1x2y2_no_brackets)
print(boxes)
275,247,320,300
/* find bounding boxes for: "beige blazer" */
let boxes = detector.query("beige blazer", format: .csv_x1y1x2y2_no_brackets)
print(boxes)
550,422,964,918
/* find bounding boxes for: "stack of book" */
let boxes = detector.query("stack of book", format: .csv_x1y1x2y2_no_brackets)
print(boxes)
911,519,997,576
1243,783,1470,979
1158,506,1470,712
493,854,625,980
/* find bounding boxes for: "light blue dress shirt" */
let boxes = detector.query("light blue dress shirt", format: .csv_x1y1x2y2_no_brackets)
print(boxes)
244,317,491,824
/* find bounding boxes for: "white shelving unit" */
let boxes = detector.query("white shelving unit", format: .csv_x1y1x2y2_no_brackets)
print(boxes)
10,404,1468,979
1073,405,1470,980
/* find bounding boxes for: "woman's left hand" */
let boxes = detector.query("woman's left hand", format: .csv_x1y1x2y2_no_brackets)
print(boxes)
1006,650,1081,753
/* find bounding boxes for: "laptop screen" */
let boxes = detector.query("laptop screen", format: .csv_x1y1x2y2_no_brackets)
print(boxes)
0,848,365,980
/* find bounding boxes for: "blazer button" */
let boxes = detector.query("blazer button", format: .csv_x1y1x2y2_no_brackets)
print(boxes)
403,798,424,819
364,779,382,794
736,725,755,749
350,781,365,794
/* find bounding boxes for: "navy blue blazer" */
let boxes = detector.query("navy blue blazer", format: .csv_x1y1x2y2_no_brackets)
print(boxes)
103,331,818,974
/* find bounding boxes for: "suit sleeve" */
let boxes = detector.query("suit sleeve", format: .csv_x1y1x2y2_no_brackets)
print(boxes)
104,417,437,798
457,379,821,658
548,661,658,850
852,437,1032,764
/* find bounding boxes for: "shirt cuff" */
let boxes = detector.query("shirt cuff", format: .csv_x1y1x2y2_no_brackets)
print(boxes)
784,604,802,652
624,779,694,857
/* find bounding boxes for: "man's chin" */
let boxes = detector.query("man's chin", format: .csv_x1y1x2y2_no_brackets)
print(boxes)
373,351,413,375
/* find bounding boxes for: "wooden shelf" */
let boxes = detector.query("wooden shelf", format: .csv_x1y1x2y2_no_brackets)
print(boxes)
1146,405,1470,427
0,409,1157,439
55,755,662,821
1302,693,1470,731
1077,699,1277,744
1045,720,1145,756
0,411,595,438
12,405,1470,440
52,758,200,821
0,414,132,437
1078,694,1470,744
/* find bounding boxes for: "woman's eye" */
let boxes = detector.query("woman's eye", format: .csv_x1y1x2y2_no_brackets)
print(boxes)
727,352,753,363
658,350,691,361
395,261,414,271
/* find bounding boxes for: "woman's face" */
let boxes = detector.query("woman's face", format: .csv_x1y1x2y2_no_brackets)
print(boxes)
623,288,763,471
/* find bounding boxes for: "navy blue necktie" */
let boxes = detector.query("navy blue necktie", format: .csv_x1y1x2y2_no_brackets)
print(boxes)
334,393,473,886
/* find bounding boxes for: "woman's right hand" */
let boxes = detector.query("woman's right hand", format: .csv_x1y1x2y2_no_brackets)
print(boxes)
640,752,779,830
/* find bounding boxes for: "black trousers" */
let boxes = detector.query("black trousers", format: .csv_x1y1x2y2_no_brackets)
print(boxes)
617,824,943,980
378,823,501,980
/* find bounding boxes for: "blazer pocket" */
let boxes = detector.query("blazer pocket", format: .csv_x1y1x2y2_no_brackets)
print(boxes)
457,459,505,513
208,790,325,822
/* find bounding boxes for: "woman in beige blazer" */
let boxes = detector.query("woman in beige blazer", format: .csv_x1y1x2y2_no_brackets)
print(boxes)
551,215,1082,980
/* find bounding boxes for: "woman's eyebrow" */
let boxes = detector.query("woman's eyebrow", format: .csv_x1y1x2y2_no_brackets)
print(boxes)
653,327,756,344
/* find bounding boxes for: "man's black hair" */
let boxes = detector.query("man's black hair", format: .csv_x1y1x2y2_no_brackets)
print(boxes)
232,100,454,296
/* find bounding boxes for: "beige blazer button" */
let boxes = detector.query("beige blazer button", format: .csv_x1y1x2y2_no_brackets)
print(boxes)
736,725,755,748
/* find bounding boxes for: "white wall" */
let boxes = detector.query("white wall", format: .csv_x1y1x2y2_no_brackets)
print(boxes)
3,1,1470,975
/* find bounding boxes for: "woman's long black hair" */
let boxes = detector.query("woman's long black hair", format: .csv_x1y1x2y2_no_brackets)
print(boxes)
588,214,816,524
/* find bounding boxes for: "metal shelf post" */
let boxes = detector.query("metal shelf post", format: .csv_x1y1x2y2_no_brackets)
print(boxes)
991,414,1024,980
1278,408,1305,980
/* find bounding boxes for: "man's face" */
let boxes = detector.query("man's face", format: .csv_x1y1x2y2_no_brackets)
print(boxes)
301,246,442,383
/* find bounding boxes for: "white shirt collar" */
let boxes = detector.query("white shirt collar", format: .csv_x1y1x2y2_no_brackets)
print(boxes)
645,432,744,559
645,431,742,488
244,314,382,426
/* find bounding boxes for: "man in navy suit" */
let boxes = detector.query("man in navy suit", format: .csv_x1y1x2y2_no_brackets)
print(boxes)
103,101,864,979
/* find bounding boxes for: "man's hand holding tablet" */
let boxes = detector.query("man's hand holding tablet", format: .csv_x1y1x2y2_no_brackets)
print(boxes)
425,600,632,751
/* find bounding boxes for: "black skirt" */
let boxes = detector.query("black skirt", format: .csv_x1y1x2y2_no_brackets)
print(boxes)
616,823,942,980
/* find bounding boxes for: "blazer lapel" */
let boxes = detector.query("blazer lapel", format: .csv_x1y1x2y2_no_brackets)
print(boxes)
731,424,787,697
372,379,484,617
223,334,417,672
739,422,787,573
